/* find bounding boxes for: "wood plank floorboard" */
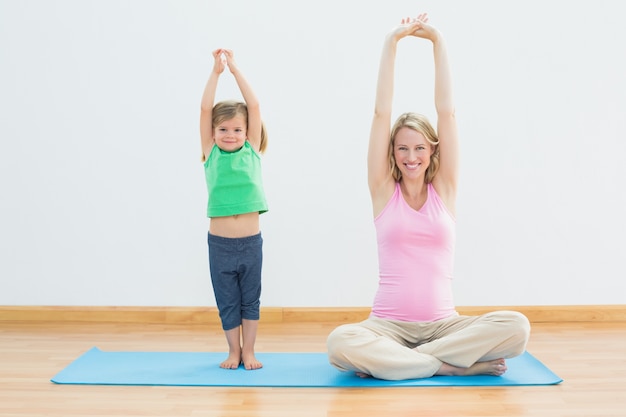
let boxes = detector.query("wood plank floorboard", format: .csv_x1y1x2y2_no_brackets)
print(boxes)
1,321,625,417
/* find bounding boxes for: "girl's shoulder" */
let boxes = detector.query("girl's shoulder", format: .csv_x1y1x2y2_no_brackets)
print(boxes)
203,144,218,167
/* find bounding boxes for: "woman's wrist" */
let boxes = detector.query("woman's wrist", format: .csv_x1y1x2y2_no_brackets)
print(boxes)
385,31,402,46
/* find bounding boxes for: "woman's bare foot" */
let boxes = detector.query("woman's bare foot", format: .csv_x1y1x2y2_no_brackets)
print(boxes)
437,358,507,376
220,353,242,369
242,352,263,370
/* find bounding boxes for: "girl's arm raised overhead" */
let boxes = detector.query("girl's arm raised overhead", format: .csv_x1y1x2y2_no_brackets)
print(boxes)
368,18,425,213
200,49,226,161
222,50,263,153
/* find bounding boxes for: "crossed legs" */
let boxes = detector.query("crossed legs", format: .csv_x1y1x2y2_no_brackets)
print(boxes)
327,311,530,381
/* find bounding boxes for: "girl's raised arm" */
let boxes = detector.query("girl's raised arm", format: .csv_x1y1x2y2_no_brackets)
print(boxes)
222,50,263,153
200,49,225,161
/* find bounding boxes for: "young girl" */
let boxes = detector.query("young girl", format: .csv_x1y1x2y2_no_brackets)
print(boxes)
200,49,268,370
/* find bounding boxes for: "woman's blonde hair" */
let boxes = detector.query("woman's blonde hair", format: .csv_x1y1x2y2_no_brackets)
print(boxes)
212,100,268,153
389,112,440,183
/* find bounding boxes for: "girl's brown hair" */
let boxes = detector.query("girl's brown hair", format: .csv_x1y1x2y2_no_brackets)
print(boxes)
212,100,267,153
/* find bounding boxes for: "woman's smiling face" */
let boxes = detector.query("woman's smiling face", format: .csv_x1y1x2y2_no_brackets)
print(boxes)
393,127,432,180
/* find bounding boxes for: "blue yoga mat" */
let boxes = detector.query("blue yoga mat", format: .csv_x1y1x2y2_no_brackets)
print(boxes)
51,347,562,387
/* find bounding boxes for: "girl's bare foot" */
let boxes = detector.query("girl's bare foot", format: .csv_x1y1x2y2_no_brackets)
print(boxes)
437,358,507,376
242,352,263,370
220,353,242,369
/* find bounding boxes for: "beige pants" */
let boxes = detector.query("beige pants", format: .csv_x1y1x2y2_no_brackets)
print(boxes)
326,311,530,380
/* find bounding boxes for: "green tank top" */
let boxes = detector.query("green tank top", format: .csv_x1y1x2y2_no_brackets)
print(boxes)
204,141,268,218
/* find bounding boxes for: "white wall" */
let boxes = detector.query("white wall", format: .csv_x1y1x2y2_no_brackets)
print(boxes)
1,0,624,307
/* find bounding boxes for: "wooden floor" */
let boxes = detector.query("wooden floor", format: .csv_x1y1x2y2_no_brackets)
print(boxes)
1,320,625,417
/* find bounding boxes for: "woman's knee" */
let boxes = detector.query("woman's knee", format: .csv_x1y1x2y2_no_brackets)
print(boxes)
508,311,531,337
502,311,531,352
327,324,351,351
326,324,361,363
490,310,531,334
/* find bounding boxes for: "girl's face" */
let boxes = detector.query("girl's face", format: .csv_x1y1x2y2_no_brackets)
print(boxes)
213,116,247,152
393,127,432,180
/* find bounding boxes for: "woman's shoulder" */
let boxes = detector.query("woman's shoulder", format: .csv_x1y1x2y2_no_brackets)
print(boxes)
430,179,456,218
372,181,399,219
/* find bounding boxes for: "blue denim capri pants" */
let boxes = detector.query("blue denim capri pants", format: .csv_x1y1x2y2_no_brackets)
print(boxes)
207,232,263,331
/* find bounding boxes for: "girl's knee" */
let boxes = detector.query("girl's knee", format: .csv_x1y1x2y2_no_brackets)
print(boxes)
240,301,260,321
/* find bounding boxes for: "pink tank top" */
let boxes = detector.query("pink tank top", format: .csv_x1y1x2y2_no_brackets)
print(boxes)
371,182,457,322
